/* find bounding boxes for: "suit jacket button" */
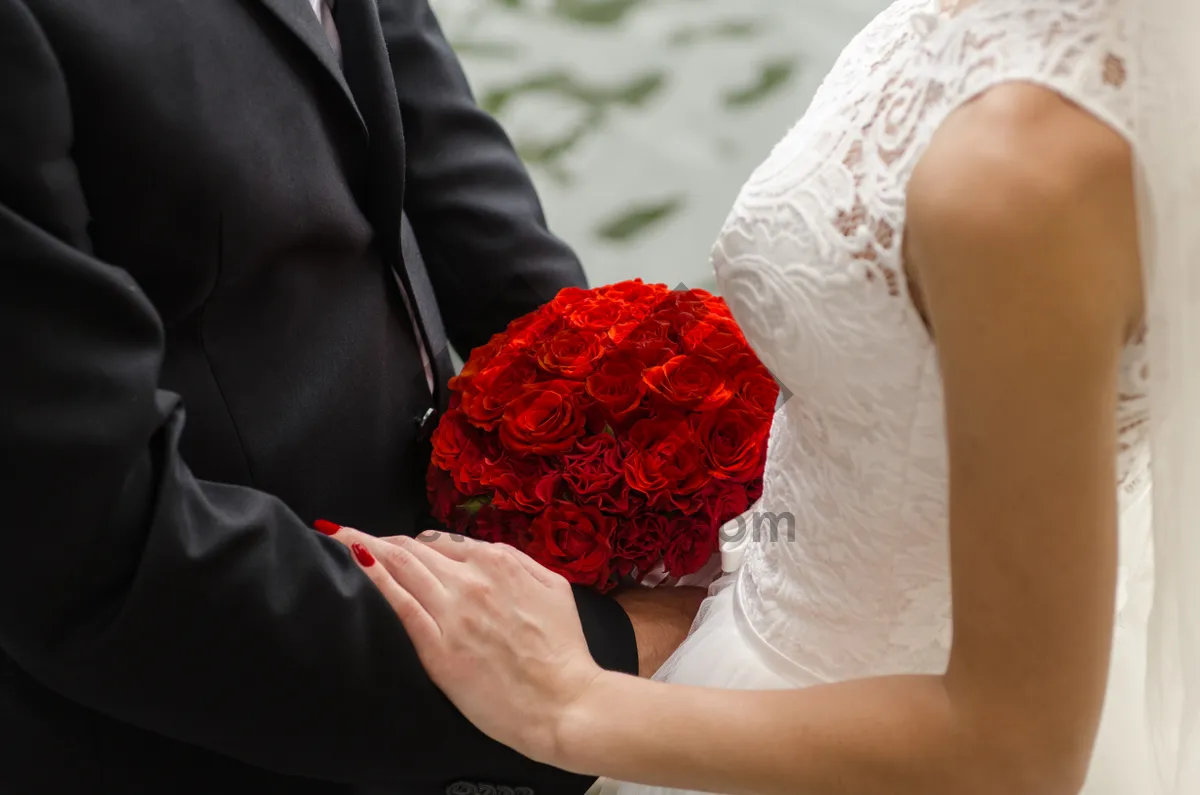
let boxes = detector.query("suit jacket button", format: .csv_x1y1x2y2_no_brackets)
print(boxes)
446,782,477,795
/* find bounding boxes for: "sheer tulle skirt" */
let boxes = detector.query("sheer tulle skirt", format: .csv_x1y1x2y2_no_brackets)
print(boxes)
608,577,811,795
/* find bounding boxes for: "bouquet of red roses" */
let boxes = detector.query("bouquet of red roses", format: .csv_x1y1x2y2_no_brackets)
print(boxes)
426,280,778,593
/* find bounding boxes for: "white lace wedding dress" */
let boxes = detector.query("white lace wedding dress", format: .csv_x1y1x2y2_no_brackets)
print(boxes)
616,1,1155,793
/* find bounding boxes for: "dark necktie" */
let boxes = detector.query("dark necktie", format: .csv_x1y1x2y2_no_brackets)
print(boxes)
319,0,442,400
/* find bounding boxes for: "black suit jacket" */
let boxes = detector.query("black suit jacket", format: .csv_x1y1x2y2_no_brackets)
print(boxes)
0,1,637,793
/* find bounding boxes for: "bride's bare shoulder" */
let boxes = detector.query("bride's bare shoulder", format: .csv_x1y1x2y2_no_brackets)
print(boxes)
905,81,1142,337
909,82,1132,231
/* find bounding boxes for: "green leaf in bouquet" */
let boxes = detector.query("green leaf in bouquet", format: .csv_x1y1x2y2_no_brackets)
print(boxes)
459,496,491,515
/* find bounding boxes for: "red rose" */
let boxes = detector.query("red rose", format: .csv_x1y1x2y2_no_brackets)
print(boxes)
499,380,587,455
585,353,647,424
563,433,630,512
426,465,466,526
525,502,615,590
450,437,490,495
642,354,732,411
662,519,718,578
505,509,535,546
613,512,670,579
537,328,607,379
550,286,592,313
694,481,751,528
624,413,711,509
569,297,626,331
606,320,641,345
598,279,670,306
623,488,648,516
628,338,676,367
730,367,780,419
505,309,562,351
614,318,674,367
451,332,506,389
700,407,769,482
427,281,777,593
655,289,711,320
682,318,753,368
427,467,491,534
662,307,701,338
460,352,539,430
509,471,563,512
430,410,473,471
482,452,562,513
619,316,670,347
473,504,529,545
445,510,473,535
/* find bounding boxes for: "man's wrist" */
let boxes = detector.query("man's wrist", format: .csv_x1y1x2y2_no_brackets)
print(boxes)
612,588,654,677
628,613,669,679
613,586,706,677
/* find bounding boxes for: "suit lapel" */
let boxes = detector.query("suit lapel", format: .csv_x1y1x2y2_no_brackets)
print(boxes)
252,0,367,135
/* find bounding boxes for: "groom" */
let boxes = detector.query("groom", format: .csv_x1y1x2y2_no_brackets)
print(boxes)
0,1,700,793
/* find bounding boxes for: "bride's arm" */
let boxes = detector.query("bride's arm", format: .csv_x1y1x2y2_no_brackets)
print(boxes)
549,86,1144,795
556,84,1137,792
331,83,1144,795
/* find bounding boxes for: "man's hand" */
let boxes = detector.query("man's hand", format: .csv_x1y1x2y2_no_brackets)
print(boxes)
612,586,707,677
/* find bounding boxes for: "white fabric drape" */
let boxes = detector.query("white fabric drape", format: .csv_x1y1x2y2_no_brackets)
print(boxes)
1133,0,1200,790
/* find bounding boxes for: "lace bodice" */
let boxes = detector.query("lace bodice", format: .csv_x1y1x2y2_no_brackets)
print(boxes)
717,0,1148,683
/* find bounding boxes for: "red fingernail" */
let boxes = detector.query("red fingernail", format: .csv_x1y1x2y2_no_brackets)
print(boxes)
351,543,375,567
314,519,341,536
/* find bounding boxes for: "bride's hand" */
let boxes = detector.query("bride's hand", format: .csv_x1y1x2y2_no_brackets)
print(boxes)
317,522,604,765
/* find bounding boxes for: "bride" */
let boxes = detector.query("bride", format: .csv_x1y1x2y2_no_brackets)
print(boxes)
326,0,1198,792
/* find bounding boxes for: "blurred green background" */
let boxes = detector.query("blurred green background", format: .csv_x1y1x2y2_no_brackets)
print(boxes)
430,0,891,292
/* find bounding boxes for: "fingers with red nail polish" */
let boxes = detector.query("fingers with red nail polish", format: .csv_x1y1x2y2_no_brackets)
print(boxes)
336,535,435,641
316,526,414,621
351,543,375,567
313,519,341,536
314,520,374,569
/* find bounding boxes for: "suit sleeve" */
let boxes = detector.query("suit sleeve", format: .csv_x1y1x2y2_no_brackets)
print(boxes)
0,3,622,790
378,0,591,354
